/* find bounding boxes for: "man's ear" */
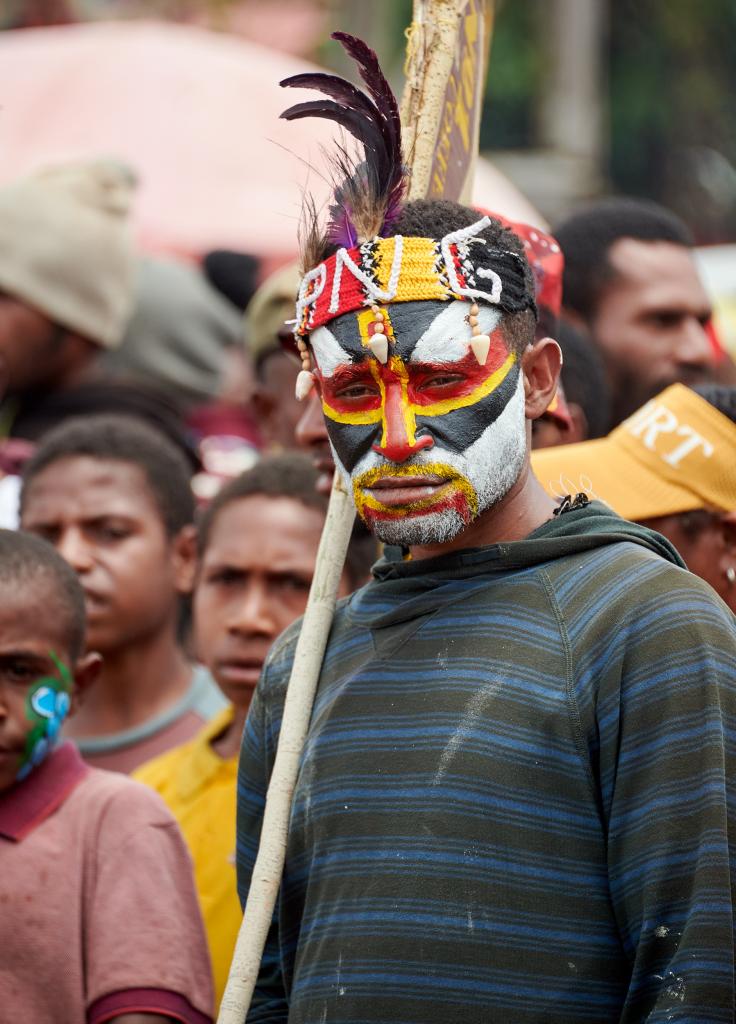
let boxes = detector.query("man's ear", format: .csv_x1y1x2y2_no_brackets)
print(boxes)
172,524,198,595
522,337,563,420
69,652,102,714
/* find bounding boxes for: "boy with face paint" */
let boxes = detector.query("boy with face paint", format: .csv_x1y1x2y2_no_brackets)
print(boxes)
236,37,736,1024
0,530,214,1023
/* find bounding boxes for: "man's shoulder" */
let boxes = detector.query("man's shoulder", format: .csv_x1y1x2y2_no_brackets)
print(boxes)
546,538,735,647
544,537,696,599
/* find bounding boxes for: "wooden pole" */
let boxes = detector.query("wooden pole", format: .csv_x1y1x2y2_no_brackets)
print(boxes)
402,0,494,204
217,5,494,1020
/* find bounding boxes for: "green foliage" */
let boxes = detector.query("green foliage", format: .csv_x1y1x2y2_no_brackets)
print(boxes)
609,0,736,238
481,0,544,149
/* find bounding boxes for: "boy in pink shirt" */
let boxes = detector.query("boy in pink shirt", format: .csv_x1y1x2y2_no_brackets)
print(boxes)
0,528,213,1023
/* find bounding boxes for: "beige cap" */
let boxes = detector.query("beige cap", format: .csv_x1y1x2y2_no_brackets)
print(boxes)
244,262,300,366
532,384,736,520
0,159,137,348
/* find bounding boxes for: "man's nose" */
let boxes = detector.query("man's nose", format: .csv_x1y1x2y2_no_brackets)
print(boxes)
56,528,94,573
227,582,275,638
372,382,433,463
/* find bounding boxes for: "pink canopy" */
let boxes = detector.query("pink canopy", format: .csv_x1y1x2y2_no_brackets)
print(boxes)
0,21,544,260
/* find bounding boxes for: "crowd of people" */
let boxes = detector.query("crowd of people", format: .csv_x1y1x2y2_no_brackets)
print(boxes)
1,47,736,1024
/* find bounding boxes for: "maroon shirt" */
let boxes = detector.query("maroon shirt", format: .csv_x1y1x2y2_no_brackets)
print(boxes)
0,743,214,1022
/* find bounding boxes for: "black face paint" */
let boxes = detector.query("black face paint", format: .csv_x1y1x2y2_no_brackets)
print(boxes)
312,300,521,474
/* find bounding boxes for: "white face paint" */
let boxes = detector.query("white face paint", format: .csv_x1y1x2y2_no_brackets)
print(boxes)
411,301,501,364
309,324,351,378
331,373,528,547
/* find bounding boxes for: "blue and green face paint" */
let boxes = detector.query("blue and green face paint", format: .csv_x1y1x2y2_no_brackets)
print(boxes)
16,653,73,782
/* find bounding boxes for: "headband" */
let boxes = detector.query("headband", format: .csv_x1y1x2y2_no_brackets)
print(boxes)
294,215,535,338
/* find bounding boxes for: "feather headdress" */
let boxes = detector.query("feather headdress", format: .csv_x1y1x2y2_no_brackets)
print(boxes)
280,31,408,273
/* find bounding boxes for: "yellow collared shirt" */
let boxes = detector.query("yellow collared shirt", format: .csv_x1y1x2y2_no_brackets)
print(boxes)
134,706,239,1011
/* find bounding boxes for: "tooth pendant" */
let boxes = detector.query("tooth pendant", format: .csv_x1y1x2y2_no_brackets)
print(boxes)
470,334,491,365
295,369,315,401
368,335,389,364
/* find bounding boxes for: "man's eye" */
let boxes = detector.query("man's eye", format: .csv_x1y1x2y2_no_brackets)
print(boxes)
93,524,130,541
27,526,59,545
274,574,311,593
4,662,38,684
335,383,379,399
418,374,464,390
208,569,243,586
648,311,682,330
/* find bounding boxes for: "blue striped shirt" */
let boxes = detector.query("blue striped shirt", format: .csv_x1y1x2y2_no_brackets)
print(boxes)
237,505,736,1023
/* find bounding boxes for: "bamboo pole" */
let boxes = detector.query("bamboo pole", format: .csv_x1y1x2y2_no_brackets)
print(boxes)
402,0,494,204
217,5,493,1020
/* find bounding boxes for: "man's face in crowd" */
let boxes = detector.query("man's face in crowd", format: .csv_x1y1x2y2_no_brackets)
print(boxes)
194,494,335,708
21,458,190,655
590,239,714,421
310,298,527,547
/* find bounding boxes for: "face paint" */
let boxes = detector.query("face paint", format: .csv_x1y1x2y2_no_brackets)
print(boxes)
310,299,527,545
16,652,72,782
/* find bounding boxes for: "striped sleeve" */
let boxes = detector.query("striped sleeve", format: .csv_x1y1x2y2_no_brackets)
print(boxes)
575,568,736,1022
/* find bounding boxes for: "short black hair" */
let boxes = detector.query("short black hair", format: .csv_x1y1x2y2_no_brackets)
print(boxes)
21,415,195,537
0,529,86,659
554,198,694,321
197,453,326,556
556,319,612,438
197,453,377,589
693,384,736,425
390,200,537,355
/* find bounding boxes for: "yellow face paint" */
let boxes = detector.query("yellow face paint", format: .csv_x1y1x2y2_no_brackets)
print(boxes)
352,461,479,520
319,350,516,445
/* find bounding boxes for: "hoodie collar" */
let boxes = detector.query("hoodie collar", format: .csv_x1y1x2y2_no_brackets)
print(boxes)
371,501,684,583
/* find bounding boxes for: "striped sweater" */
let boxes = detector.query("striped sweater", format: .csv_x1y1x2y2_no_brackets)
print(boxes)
236,503,736,1023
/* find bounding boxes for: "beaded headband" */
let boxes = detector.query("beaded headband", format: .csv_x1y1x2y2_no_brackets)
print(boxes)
294,215,535,337
291,216,536,398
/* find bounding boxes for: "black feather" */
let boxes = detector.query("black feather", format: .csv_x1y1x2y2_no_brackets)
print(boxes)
279,72,376,121
279,31,407,252
330,32,402,159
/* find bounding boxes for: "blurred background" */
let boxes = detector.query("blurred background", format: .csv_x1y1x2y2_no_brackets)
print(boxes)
1,0,734,353
4,0,736,231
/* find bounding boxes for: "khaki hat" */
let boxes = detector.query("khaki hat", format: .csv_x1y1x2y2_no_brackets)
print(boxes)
0,159,137,348
532,384,736,520
244,262,300,366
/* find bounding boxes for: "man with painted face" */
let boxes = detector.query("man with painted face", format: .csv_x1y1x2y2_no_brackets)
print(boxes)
236,34,736,1024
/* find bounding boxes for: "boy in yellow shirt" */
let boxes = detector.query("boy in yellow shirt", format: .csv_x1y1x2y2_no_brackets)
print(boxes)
135,453,367,1008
